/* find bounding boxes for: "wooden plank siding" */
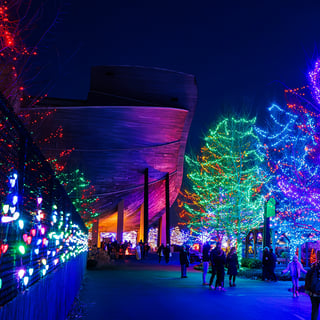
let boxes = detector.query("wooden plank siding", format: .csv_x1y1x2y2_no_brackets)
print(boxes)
22,66,197,231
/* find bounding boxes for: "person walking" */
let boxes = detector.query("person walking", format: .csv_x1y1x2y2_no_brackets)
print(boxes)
180,245,190,278
282,254,307,298
226,247,239,287
202,241,211,285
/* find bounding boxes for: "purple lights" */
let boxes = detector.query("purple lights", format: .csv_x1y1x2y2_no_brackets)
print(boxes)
309,59,320,107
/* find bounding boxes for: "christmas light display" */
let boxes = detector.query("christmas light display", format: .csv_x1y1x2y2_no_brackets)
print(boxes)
0,2,88,306
170,226,190,246
184,116,265,258
55,169,100,223
179,178,218,242
123,231,137,247
0,0,65,110
309,59,320,108
18,110,101,223
0,1,100,245
257,102,320,257
148,228,158,250
0,170,87,295
100,232,116,243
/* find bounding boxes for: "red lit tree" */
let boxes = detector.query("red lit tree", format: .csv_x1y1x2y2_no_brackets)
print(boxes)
0,1,100,223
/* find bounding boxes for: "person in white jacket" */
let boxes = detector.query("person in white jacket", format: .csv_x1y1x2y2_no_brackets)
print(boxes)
282,255,307,297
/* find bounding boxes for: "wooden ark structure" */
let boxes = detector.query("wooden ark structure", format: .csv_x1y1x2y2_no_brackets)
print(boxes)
23,66,197,246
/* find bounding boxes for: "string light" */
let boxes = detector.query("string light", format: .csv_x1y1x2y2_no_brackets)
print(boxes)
258,91,320,258
183,116,266,258
0,171,88,292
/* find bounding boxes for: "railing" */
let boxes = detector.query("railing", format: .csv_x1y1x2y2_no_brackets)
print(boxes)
0,94,87,307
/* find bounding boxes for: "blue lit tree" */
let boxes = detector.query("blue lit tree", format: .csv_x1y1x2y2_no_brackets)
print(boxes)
256,103,320,257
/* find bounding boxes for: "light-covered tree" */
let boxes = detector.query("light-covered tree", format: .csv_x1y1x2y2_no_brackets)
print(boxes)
185,116,265,257
257,103,320,257
56,169,99,222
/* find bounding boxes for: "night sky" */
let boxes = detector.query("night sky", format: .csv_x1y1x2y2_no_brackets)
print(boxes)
32,1,320,153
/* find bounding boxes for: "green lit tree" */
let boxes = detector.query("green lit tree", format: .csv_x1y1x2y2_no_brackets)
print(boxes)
56,169,99,223
185,116,265,257
181,179,219,243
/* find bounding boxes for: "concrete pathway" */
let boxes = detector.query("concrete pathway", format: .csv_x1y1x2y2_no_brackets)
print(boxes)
68,257,311,320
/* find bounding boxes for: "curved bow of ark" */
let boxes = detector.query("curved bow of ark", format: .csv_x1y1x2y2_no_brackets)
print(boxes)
24,65,197,245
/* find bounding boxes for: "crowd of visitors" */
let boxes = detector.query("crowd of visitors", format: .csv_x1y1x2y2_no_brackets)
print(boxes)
90,238,320,318
157,243,171,263
202,241,238,291
87,238,320,320
135,240,151,260
90,239,151,261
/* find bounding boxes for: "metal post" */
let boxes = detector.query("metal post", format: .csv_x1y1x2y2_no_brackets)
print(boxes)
117,200,124,244
144,168,149,243
263,215,271,248
165,173,170,245
157,217,161,247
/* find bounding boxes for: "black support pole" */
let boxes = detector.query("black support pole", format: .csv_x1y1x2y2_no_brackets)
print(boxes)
144,168,149,244
165,173,170,245
157,218,161,247
263,216,270,248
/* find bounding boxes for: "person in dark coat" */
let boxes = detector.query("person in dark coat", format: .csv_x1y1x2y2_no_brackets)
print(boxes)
262,247,270,281
202,241,211,285
268,248,278,281
213,242,226,290
180,245,190,278
226,247,239,287
164,244,170,264
306,250,320,320
157,244,165,263
209,242,219,289
139,240,145,259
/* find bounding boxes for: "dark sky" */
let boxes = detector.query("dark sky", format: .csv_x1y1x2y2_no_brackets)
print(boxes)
32,1,320,153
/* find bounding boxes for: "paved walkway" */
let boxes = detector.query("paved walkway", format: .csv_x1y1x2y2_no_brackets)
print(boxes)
68,256,311,320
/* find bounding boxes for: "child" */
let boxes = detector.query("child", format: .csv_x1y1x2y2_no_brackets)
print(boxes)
282,255,307,297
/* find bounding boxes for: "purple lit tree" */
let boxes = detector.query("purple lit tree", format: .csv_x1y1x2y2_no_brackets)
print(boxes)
257,100,320,257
